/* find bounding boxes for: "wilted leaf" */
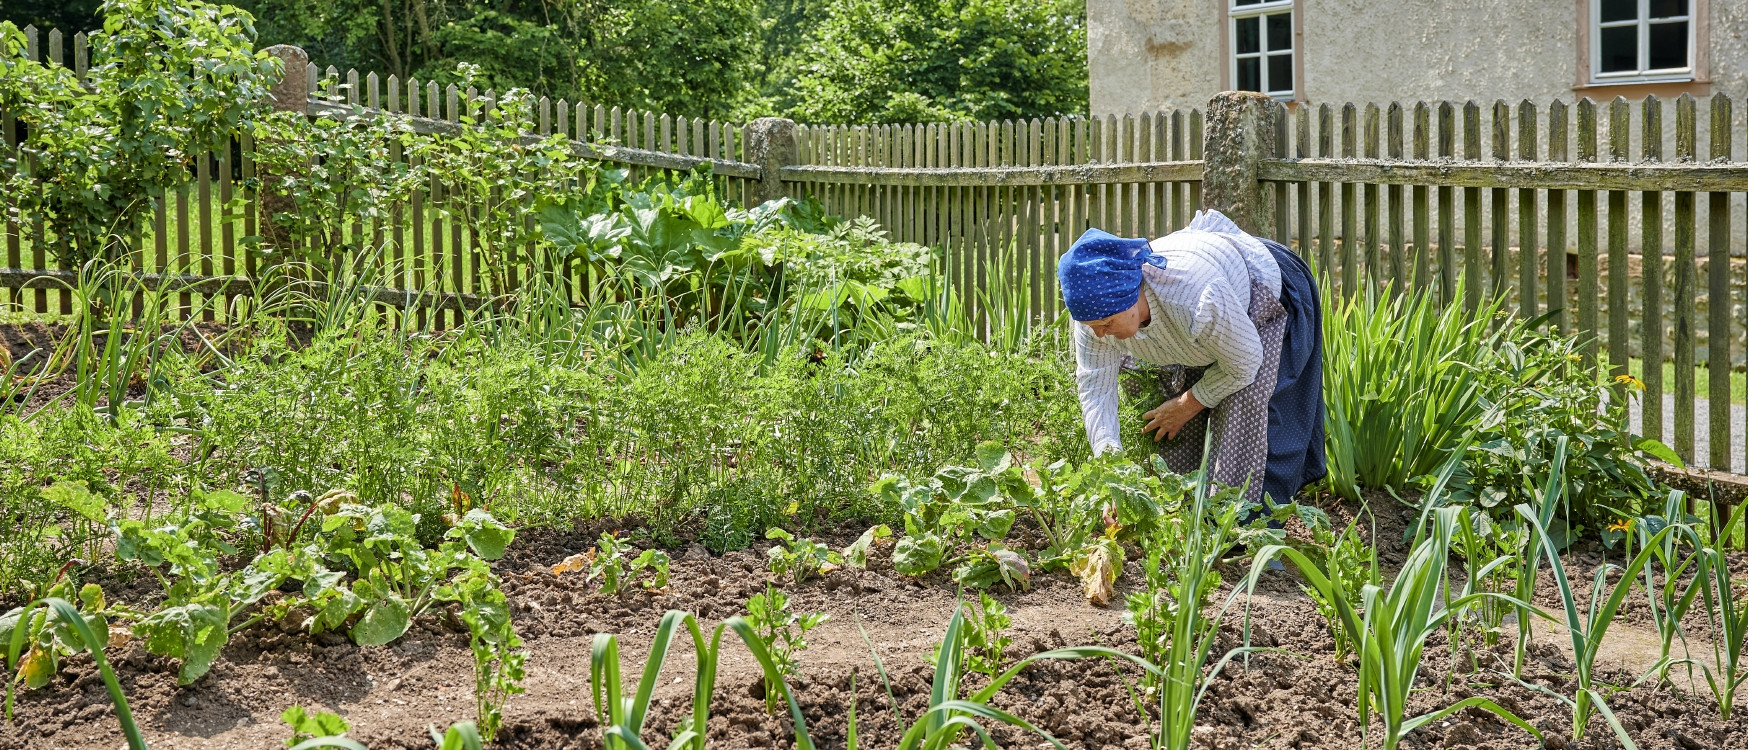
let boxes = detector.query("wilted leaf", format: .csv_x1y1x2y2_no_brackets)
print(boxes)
551,552,591,576
1068,538,1125,607
843,524,893,568
18,646,56,690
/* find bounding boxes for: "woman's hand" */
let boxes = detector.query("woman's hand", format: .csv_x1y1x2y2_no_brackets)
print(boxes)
1142,390,1205,441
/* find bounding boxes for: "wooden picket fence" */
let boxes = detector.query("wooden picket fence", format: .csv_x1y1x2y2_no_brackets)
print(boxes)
8,29,1748,475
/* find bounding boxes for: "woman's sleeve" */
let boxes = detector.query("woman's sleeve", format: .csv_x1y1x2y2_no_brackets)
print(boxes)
1186,276,1263,409
1073,321,1125,455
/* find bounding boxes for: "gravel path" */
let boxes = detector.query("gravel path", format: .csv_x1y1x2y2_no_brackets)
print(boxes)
1628,393,1748,474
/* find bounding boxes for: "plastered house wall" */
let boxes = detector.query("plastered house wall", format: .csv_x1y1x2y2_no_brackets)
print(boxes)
1088,0,1748,365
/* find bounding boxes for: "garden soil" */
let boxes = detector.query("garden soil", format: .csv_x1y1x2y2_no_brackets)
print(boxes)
3,498,1747,750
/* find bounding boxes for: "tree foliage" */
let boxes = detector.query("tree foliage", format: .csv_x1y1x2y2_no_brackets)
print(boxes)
4,0,1089,127
780,0,1087,124
0,0,280,267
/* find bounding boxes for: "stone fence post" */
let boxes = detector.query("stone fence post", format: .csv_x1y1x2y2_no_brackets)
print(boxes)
744,117,797,205
261,45,308,114
258,45,308,259
1201,91,1276,238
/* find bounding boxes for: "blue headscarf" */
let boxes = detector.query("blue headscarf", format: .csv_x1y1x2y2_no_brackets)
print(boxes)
1057,228,1166,321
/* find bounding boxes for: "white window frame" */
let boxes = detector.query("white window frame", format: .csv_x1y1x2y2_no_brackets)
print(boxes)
1229,0,1295,99
1591,0,1694,83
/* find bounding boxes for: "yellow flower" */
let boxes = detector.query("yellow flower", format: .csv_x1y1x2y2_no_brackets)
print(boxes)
1567,353,1583,362
1606,518,1632,533
1613,374,1645,392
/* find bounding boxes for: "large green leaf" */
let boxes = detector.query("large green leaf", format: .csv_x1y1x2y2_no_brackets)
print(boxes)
135,603,228,684
42,480,105,523
893,534,945,577
448,509,515,561
349,595,411,646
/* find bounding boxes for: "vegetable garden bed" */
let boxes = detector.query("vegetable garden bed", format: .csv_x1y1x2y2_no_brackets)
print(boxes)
4,497,1744,750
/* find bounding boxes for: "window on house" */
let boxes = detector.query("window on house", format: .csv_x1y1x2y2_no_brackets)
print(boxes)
1594,0,1692,81
1231,0,1293,97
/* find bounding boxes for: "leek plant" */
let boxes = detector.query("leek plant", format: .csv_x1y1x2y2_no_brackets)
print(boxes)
1633,489,1705,684
1248,505,1543,750
1508,438,1569,679
51,260,211,425
1698,501,1748,720
590,609,816,750
1321,284,1508,500
1099,461,1254,750
846,605,1071,750
1511,498,1695,745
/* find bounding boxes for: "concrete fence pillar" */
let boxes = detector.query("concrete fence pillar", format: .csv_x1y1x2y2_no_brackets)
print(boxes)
744,117,797,205
1201,91,1276,238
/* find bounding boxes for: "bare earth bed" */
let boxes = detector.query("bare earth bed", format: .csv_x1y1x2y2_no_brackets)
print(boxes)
3,502,1746,750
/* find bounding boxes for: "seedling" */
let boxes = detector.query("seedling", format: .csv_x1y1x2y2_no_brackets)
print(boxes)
563,532,670,594
765,527,842,584
931,591,1011,677
743,583,829,714
282,705,350,746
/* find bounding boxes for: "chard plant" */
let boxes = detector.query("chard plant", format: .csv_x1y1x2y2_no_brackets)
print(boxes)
567,532,669,594
929,591,1012,677
446,567,525,743
308,503,513,646
281,705,357,748
112,517,310,683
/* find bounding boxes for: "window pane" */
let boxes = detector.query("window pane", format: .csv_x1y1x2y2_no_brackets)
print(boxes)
1648,21,1688,69
1234,0,1266,5
1236,16,1260,54
1238,57,1262,92
1599,25,1638,72
1599,0,1637,23
1267,54,1292,93
1648,0,1687,19
1267,13,1292,51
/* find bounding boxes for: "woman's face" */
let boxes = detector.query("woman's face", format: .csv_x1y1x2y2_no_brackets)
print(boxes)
1082,292,1147,340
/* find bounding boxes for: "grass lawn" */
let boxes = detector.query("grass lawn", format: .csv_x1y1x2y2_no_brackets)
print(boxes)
1625,358,1747,405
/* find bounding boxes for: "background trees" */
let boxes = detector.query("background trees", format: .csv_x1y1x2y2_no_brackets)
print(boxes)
3,0,1087,124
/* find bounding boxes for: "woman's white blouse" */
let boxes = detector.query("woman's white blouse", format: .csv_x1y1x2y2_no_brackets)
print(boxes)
1073,212,1281,456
